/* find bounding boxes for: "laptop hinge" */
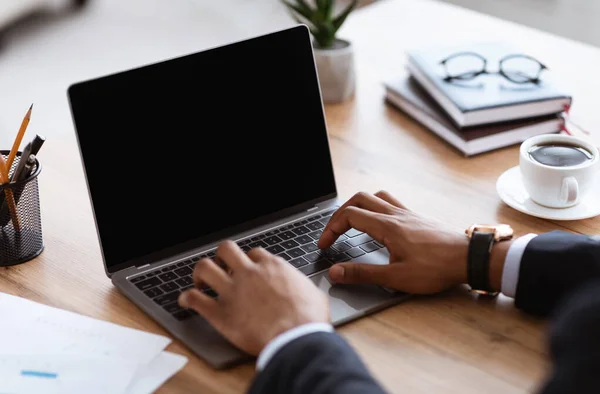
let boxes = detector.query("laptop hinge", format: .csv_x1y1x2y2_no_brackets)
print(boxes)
307,206,320,212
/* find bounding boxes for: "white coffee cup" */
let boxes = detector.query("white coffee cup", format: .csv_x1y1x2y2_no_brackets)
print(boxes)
519,134,600,208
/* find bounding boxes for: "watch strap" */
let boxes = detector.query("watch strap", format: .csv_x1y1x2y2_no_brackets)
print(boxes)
467,231,495,293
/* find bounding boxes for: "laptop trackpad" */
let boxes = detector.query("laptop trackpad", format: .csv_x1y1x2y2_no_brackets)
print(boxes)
310,248,406,324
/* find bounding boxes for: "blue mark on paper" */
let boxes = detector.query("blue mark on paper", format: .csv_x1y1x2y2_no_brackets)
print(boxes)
20,370,58,379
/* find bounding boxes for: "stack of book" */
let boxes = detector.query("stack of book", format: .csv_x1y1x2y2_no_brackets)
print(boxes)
384,42,572,156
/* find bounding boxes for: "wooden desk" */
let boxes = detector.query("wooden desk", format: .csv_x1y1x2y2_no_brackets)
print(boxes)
2,0,600,393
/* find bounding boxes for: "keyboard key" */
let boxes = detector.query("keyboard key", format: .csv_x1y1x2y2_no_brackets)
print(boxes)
160,281,179,292
360,242,380,253
346,247,365,258
299,259,331,276
287,248,306,258
163,302,182,314
304,250,325,262
345,228,363,238
176,277,194,287
249,240,268,248
264,235,282,245
279,225,294,231
176,262,185,267
334,234,349,242
374,241,385,248
173,310,194,321
207,251,216,257
192,256,200,261
161,267,171,273
144,287,164,298
175,266,193,277
306,221,324,231
134,277,162,291
318,218,330,226
265,231,276,236
295,235,313,245
308,230,323,240
289,257,308,268
280,240,300,249
242,246,251,252
146,272,158,277
239,239,251,246
308,215,320,222
279,231,296,240
292,226,311,235
346,233,373,247
251,236,261,242
301,243,319,253
332,242,352,253
159,272,178,282
154,291,181,306
329,253,350,263
267,244,285,254
277,252,292,261
130,275,146,283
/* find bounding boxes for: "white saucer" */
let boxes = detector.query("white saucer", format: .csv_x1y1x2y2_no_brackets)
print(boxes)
496,166,600,221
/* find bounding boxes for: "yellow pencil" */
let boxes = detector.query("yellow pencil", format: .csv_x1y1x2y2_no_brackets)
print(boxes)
6,103,33,172
0,154,20,231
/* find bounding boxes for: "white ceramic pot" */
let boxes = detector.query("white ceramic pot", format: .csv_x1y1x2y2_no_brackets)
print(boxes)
313,39,355,104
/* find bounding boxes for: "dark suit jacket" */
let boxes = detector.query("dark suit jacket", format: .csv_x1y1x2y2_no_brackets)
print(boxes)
248,231,600,394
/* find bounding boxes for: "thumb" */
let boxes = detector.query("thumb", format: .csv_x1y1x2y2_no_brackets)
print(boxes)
329,262,395,286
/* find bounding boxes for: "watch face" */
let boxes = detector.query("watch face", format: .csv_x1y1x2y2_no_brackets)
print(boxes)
465,224,514,240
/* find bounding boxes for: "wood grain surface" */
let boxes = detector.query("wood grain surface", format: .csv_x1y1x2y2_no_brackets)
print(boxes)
2,0,600,393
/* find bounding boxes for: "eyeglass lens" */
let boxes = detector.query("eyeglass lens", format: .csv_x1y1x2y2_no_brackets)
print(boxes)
500,56,543,83
443,54,485,79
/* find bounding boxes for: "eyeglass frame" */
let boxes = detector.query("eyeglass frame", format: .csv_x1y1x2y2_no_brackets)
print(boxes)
439,52,548,84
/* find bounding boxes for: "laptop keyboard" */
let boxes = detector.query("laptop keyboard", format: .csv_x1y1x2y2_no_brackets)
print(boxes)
128,208,385,321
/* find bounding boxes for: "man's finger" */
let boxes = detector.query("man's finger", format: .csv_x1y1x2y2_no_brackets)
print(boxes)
319,206,387,249
374,190,407,210
179,289,219,319
216,240,252,271
246,247,271,263
328,191,398,226
328,262,399,288
193,258,233,294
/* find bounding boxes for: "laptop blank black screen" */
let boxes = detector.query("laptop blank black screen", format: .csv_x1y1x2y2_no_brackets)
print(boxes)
68,26,336,274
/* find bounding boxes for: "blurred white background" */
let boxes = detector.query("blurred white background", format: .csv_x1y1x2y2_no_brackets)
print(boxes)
0,0,596,148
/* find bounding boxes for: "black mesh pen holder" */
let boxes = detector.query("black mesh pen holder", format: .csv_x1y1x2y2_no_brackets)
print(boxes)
0,150,44,266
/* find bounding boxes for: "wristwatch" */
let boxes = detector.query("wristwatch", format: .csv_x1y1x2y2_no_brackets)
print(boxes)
465,224,514,296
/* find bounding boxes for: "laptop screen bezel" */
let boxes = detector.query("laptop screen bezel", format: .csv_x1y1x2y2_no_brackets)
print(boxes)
67,25,338,276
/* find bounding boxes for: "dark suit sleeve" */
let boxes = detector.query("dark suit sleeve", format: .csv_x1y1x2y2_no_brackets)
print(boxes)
247,331,388,394
537,279,600,394
515,230,600,317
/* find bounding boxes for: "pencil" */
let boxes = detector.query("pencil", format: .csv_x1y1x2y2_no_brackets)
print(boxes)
6,103,33,172
0,154,21,231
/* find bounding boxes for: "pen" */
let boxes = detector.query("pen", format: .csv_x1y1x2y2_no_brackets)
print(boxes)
29,134,45,156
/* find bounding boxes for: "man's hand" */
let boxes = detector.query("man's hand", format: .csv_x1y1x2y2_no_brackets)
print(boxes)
178,241,330,355
319,190,476,294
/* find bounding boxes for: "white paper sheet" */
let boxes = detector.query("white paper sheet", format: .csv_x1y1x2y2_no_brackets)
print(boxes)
0,292,189,393
0,354,138,394
126,351,188,394
0,292,171,365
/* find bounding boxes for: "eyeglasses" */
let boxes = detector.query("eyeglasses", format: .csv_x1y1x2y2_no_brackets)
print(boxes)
440,52,548,84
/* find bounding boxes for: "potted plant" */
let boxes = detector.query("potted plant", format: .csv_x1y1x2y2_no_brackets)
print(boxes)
282,0,358,103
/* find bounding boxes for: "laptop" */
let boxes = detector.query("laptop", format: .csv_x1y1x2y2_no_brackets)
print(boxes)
67,25,410,369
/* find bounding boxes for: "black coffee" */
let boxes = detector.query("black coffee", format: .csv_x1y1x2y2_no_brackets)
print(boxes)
528,143,594,167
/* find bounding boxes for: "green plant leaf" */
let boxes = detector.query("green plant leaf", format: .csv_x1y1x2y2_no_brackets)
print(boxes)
281,0,313,21
332,0,358,33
